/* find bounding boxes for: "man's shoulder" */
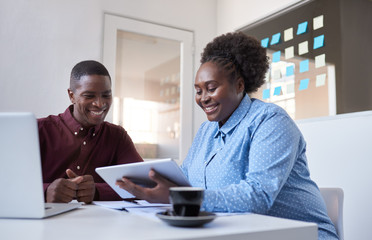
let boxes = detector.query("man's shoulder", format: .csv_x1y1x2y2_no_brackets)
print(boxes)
101,121,126,134
100,122,131,143
38,107,71,125
37,114,61,127
102,121,123,129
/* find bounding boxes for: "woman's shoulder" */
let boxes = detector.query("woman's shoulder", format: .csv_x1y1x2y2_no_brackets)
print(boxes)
250,98,289,118
245,99,302,140
244,98,295,131
198,120,218,131
194,120,219,140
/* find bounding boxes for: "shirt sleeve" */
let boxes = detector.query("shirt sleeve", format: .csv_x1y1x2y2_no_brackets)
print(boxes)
115,127,143,165
94,127,143,201
202,110,301,213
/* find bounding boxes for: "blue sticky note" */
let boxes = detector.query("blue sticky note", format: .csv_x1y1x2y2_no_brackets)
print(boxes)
272,51,281,63
270,33,281,45
263,89,270,99
299,78,310,90
273,86,282,96
313,35,325,49
297,21,308,35
300,59,309,73
261,38,269,48
286,65,294,76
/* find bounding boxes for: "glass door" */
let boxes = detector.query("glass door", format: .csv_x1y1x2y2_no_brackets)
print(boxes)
103,14,194,163
114,31,181,160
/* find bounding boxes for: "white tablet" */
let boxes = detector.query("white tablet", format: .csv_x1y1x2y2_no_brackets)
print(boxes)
95,158,191,199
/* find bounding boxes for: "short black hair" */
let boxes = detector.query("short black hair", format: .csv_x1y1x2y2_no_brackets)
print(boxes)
70,60,111,91
200,32,269,94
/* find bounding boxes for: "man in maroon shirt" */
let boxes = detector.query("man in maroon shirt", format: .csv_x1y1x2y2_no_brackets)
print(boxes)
38,60,143,203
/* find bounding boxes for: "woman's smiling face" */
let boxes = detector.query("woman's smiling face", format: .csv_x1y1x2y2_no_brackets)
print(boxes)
194,62,244,126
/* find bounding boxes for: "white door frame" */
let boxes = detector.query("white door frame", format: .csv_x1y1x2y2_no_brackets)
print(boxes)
102,14,194,162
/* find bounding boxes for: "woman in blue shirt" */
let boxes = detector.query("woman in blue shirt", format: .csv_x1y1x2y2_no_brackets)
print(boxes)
116,32,338,240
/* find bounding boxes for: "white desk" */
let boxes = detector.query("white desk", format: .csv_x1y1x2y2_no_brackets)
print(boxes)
0,204,317,240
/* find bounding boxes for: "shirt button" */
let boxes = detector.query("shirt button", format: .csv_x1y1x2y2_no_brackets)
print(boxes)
92,133,96,137
83,141,86,145
80,128,84,131
74,132,78,135
77,166,80,170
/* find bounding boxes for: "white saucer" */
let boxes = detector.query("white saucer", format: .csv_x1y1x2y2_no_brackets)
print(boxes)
156,211,216,227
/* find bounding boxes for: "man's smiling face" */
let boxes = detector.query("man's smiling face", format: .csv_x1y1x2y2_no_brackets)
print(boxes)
68,74,112,128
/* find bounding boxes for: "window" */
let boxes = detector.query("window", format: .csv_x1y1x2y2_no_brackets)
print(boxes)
241,0,372,119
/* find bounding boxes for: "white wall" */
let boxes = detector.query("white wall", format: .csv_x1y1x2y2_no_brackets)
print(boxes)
216,0,301,34
297,112,372,240
0,0,216,137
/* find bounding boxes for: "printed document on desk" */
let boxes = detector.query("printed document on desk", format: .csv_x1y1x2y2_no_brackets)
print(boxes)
94,200,171,220
94,201,249,219
94,200,170,209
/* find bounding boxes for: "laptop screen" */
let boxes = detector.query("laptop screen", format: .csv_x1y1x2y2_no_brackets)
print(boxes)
0,112,45,218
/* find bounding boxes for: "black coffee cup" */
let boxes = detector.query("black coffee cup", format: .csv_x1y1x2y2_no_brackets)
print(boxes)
169,187,204,217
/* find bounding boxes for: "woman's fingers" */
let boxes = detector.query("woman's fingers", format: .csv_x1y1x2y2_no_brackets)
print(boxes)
116,178,148,200
149,169,177,188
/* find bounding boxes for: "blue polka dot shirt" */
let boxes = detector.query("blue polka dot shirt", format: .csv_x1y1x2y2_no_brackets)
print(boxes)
181,94,338,240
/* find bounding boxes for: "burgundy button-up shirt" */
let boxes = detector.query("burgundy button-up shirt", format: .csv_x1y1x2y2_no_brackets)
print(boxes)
38,105,143,200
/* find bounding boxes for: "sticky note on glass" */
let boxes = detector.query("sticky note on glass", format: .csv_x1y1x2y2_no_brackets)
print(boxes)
272,69,281,79
270,33,281,45
297,21,308,35
286,65,294,76
314,35,325,49
299,78,310,90
284,28,293,41
316,74,326,87
298,41,309,55
274,86,282,96
285,46,294,59
315,54,326,68
263,89,270,99
300,59,309,73
272,51,281,62
261,38,270,48
313,15,324,30
287,83,295,94
264,71,270,82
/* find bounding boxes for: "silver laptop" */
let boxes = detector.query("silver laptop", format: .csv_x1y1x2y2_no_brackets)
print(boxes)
0,112,81,218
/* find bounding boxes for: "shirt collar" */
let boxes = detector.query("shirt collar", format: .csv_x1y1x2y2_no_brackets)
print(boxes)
214,94,252,138
61,105,102,135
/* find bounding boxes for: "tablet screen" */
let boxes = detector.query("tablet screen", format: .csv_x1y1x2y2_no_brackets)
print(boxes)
95,159,190,199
